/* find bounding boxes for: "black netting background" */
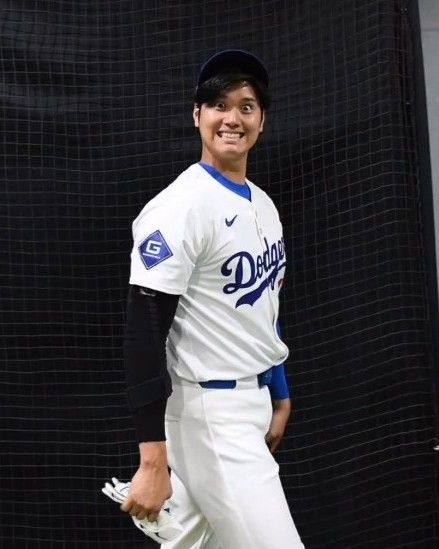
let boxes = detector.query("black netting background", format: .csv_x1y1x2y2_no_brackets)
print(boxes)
1,1,438,548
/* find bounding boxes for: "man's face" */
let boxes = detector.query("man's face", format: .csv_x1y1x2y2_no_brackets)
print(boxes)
193,83,265,166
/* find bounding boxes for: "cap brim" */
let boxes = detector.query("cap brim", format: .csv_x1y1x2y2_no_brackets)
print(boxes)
197,49,269,88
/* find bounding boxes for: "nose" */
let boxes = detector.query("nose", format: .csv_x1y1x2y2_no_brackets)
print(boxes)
223,107,240,127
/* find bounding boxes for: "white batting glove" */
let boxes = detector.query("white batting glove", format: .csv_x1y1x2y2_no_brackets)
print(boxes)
102,477,183,544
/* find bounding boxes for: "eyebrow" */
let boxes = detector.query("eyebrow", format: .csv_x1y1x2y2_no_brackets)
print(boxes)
217,94,257,101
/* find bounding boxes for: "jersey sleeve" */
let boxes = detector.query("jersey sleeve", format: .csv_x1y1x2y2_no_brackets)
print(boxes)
129,195,205,294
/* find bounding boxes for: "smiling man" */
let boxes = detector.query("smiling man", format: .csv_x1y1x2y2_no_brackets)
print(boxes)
194,77,264,180
122,50,305,548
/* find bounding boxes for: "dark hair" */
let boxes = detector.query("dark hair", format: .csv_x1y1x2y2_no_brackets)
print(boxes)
195,71,271,111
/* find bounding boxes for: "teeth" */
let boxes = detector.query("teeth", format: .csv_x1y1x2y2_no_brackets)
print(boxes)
219,132,243,139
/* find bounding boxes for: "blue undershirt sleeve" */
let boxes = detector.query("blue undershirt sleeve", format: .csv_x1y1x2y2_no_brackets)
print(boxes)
267,321,290,400
268,364,290,399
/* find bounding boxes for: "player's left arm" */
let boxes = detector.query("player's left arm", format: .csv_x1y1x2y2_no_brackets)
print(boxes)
265,364,292,453
265,318,291,453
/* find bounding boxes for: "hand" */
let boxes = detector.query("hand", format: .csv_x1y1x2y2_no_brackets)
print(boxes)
120,441,172,522
265,398,292,453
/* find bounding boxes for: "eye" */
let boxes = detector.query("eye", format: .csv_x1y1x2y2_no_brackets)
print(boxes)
214,102,226,111
241,103,255,113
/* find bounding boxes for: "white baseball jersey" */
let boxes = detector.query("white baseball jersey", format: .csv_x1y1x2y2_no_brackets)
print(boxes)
129,162,289,382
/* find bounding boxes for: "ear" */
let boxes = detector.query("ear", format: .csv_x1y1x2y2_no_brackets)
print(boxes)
259,111,265,133
193,104,200,128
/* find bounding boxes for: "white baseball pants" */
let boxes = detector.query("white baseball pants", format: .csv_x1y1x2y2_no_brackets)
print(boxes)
162,376,305,549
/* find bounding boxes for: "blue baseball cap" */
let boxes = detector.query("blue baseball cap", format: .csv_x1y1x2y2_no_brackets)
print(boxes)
196,49,269,89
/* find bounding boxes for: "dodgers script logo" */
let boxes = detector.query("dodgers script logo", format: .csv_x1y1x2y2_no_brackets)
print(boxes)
221,237,286,307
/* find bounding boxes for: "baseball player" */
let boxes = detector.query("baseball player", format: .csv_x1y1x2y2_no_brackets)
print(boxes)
122,50,305,548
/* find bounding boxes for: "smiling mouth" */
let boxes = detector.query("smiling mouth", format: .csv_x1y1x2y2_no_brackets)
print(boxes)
217,131,244,139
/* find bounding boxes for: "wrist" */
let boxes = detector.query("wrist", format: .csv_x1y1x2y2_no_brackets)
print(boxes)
138,441,168,468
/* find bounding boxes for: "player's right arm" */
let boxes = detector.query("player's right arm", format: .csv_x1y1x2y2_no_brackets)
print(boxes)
122,285,179,521
124,182,205,520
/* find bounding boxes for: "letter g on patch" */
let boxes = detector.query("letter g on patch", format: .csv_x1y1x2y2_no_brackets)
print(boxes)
139,230,173,269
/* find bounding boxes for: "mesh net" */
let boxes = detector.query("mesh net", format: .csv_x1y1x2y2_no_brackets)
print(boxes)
1,0,438,547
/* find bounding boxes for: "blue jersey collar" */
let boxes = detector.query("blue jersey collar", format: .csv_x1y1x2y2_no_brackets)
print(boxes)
199,162,251,201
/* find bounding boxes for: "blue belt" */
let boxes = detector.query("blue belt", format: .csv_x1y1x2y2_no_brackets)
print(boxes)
199,367,273,389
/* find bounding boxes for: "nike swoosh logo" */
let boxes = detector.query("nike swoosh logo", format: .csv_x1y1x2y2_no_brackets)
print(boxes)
225,215,238,227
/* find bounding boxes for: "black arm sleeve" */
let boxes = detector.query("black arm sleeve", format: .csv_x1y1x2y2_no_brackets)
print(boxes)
123,285,179,442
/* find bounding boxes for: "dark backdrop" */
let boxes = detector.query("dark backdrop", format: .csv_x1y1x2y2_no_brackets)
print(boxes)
1,1,438,547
